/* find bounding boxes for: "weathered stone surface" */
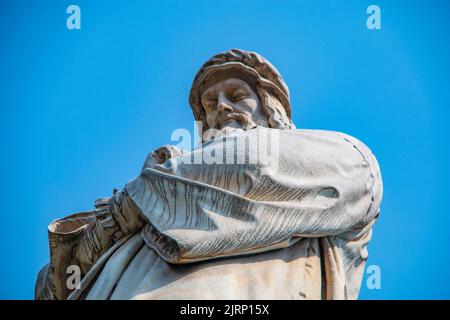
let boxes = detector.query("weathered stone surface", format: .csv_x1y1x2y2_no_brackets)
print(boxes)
35,49,382,300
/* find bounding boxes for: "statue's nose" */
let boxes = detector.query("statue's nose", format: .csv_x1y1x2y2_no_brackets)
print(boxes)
217,93,233,113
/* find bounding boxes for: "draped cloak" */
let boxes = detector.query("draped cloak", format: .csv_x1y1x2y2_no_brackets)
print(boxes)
35,128,382,300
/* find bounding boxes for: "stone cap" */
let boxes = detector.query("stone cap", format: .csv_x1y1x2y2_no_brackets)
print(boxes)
189,49,291,130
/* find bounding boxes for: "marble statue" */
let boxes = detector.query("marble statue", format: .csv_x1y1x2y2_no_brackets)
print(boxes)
35,49,383,300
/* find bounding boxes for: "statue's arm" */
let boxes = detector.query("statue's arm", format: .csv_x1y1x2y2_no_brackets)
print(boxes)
125,130,383,264
35,190,145,300
35,145,185,299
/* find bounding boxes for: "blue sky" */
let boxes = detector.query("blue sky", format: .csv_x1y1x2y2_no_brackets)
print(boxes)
1,0,449,299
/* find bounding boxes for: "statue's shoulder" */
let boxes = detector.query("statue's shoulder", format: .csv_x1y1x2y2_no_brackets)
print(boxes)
282,128,376,156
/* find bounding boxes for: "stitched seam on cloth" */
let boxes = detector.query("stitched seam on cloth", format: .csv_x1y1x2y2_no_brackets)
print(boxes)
337,133,376,227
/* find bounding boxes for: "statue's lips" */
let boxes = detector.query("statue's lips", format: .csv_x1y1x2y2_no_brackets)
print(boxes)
222,118,236,125
220,113,242,126
219,119,240,130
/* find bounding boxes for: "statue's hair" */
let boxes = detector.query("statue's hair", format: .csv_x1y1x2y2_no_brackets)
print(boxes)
256,86,296,130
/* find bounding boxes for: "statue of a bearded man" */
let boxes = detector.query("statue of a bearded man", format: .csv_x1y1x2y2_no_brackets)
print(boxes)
35,49,383,300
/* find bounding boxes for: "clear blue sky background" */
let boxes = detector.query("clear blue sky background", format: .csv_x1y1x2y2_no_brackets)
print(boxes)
1,0,449,299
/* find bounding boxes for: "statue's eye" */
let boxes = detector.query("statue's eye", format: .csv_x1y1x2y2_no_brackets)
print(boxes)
204,100,216,111
231,90,247,101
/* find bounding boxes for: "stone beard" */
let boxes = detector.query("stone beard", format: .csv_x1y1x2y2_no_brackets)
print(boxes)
35,49,383,300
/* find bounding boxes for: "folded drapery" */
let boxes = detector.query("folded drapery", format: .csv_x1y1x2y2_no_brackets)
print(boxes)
36,127,382,300
128,128,382,263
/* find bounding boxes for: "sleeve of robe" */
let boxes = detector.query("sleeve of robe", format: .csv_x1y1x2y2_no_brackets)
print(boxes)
126,128,383,264
34,191,145,300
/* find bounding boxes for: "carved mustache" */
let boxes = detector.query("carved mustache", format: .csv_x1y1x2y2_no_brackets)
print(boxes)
204,112,257,141
219,112,252,128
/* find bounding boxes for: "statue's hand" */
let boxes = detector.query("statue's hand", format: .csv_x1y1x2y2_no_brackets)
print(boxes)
142,145,187,171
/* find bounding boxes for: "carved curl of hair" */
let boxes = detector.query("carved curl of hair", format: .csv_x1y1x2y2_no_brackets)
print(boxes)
256,86,296,130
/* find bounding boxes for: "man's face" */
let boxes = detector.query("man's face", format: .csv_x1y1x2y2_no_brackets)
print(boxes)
200,78,269,131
